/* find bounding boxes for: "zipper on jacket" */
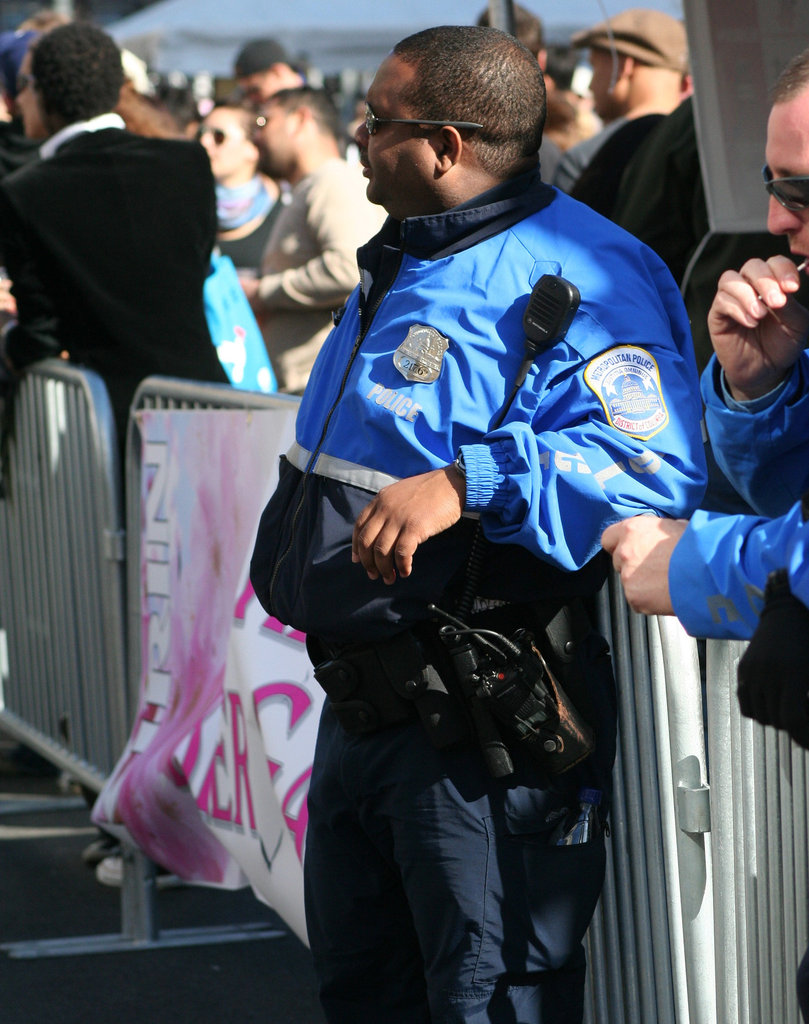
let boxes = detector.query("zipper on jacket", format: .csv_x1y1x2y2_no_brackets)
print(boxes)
268,248,404,610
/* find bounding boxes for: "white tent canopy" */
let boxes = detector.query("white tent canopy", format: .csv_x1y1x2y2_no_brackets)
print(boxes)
107,0,684,79
107,0,499,77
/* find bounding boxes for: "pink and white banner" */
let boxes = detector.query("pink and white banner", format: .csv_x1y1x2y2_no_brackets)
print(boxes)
93,404,320,943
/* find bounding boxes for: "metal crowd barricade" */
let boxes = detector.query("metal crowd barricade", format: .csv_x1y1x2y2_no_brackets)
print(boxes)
584,574,808,1024
585,573,715,1024
1,371,291,959
0,359,127,791
705,639,809,1024
110,377,297,954
3,366,808,1015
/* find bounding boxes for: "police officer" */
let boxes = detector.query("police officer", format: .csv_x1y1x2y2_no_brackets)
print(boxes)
250,25,707,1024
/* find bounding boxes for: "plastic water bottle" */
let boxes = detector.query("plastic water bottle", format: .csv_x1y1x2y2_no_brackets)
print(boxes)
551,788,602,846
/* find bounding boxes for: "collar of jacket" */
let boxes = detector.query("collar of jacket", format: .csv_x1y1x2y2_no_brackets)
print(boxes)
360,166,555,268
40,112,126,160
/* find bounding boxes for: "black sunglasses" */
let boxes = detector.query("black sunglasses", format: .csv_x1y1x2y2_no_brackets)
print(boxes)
196,125,241,146
763,164,809,212
363,102,482,137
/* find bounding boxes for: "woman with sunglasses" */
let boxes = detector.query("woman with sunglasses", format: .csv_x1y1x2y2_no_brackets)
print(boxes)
197,101,282,274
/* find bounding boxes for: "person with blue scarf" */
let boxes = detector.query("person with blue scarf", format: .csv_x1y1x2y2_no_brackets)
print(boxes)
197,101,282,273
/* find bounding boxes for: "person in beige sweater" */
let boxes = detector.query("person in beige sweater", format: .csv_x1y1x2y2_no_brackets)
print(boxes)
241,86,384,393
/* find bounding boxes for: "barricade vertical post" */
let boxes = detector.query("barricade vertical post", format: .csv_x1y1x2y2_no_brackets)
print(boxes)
594,580,644,1020
120,848,160,944
586,575,679,1023
583,584,629,1024
652,616,715,1024
706,637,808,1024
794,746,809,1009
627,607,678,1019
704,637,743,1023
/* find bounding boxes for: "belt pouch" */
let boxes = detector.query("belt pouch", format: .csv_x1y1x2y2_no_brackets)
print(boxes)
312,647,413,735
309,631,468,746
384,630,470,749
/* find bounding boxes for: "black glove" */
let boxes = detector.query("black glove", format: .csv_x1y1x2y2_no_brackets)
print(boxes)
737,569,809,749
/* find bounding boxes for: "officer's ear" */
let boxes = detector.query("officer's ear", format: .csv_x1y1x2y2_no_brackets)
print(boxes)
430,125,464,173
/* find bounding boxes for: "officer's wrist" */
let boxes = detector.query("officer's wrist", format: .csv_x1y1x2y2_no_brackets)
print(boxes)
721,368,790,407
447,453,467,506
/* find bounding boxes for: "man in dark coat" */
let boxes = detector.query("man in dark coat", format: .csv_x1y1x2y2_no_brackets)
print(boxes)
0,22,228,441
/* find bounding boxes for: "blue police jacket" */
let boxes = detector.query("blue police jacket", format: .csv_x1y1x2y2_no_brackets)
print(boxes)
669,353,809,639
250,169,707,644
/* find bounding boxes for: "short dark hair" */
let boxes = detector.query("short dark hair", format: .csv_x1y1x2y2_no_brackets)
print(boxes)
772,47,809,103
32,22,123,125
392,25,545,177
266,85,341,141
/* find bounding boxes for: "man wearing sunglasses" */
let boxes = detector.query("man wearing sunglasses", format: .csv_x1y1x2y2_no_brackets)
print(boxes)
251,24,707,1024
602,47,809,1022
239,86,384,393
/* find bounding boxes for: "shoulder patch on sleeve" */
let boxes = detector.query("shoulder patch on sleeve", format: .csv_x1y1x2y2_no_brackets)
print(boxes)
583,345,669,439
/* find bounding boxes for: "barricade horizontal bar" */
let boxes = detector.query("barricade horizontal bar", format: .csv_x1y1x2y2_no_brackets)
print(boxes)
2,921,287,959
0,709,107,794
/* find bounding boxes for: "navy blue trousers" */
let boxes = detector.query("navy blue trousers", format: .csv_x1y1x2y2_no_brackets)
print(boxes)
304,641,616,1023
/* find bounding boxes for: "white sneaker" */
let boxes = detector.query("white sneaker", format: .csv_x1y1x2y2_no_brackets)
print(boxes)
95,854,185,889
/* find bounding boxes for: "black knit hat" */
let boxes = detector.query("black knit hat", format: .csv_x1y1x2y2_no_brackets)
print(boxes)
234,37,290,76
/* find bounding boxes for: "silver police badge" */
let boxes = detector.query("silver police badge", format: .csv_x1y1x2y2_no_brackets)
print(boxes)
393,325,449,383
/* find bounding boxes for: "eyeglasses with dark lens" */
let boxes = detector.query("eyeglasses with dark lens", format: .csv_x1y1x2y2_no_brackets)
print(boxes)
363,102,483,137
196,126,234,146
763,164,809,212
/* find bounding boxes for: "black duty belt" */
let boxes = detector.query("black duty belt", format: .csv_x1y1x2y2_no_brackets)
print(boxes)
306,599,596,755
306,627,470,749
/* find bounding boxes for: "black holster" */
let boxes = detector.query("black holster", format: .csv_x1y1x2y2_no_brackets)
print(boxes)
441,598,598,775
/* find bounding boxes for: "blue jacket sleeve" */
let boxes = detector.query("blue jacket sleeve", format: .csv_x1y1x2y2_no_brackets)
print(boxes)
668,501,809,639
702,354,809,516
461,303,708,571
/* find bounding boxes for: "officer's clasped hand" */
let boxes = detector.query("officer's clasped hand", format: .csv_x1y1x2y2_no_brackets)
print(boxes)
737,569,809,749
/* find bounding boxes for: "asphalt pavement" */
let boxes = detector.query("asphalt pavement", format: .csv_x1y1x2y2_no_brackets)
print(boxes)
0,739,326,1024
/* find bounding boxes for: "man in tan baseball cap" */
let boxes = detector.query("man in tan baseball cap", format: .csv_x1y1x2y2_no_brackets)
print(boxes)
552,7,690,215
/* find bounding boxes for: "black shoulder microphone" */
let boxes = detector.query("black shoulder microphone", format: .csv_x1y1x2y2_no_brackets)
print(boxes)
492,274,581,429
517,274,581,386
